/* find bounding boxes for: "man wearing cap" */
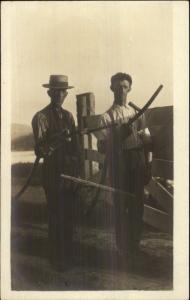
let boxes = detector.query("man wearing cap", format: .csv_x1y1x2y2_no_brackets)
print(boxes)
93,72,152,268
32,75,79,271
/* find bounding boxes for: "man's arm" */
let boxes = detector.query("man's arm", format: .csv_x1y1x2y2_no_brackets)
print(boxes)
137,114,153,159
137,114,153,185
32,112,51,158
68,113,82,177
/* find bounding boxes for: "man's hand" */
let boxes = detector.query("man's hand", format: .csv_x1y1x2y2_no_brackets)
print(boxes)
138,128,152,146
56,129,71,142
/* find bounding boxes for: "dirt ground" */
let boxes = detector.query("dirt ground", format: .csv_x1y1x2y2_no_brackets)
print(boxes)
11,177,173,291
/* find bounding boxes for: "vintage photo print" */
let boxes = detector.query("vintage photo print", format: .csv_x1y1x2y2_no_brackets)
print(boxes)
1,1,189,300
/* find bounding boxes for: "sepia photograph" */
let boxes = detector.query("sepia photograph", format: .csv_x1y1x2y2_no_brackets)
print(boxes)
1,1,189,299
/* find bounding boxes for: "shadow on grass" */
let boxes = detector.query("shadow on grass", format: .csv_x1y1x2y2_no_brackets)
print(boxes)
11,225,172,282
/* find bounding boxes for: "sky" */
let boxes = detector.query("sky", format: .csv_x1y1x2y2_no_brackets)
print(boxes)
4,1,173,125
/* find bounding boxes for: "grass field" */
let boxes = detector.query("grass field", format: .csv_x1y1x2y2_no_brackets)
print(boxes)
11,165,173,291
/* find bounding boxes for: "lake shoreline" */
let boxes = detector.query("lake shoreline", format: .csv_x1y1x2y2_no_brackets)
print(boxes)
12,151,36,164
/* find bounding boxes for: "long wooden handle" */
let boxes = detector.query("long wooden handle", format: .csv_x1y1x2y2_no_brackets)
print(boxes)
12,156,41,200
60,173,135,200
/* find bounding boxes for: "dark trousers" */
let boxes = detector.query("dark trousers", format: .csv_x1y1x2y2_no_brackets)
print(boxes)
113,150,145,255
45,185,75,264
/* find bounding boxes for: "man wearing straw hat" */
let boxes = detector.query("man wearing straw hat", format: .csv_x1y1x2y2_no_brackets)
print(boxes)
32,75,79,271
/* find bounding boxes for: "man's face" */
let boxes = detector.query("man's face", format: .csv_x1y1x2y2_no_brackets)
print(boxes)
113,79,131,105
49,89,68,108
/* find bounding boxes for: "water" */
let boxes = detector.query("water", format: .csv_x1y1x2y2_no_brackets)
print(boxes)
12,151,36,164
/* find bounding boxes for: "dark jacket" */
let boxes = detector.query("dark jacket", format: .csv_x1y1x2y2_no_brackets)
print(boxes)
32,104,79,193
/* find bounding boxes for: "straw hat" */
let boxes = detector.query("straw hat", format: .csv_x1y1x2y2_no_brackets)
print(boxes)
42,75,74,89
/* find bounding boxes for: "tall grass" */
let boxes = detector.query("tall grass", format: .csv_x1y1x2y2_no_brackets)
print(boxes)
12,163,42,185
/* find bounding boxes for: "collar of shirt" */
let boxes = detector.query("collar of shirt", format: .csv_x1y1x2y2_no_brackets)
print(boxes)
51,105,63,119
112,103,130,110
109,103,133,122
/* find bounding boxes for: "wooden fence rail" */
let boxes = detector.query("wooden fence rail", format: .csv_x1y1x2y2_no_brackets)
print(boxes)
84,149,105,164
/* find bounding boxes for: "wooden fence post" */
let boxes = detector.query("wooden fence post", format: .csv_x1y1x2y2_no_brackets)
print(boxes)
76,93,95,179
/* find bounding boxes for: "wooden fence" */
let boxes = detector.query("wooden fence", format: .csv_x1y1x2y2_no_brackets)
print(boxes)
76,93,95,178
76,93,173,233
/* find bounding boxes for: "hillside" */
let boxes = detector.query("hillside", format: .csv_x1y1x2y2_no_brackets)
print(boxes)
11,123,34,151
